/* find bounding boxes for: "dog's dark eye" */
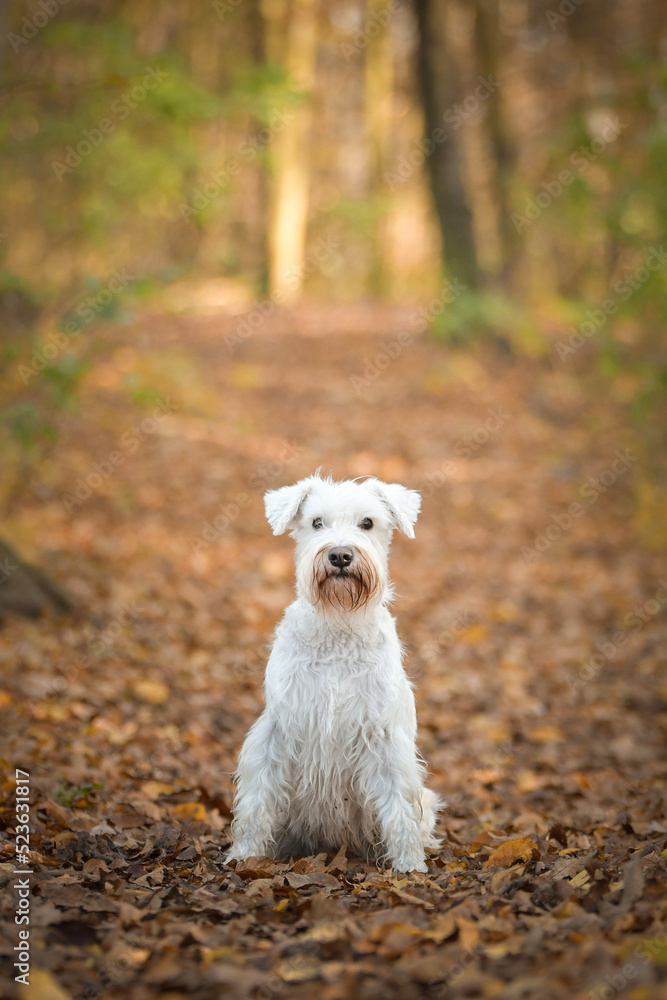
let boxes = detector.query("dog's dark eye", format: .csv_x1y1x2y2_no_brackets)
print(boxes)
312,518,323,529
360,518,373,530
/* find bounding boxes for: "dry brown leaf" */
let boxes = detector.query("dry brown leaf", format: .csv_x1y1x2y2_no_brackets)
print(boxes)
275,956,321,982
456,915,480,950
423,911,457,943
20,968,71,1000
234,857,285,879
390,886,434,909
490,863,526,895
284,871,340,890
171,801,208,823
483,837,540,868
326,843,348,873
141,780,176,798
132,679,170,704
569,869,590,889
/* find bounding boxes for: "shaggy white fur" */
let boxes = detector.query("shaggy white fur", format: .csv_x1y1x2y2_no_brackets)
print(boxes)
226,473,441,872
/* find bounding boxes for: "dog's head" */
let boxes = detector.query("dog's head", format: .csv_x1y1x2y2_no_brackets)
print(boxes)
264,473,420,612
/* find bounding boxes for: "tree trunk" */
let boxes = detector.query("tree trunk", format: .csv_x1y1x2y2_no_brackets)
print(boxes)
472,0,516,282
413,0,481,289
365,0,394,294
267,0,318,303
0,539,77,619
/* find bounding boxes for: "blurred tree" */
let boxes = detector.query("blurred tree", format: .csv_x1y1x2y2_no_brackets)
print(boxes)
472,0,515,281
267,0,318,302
413,0,481,288
364,0,394,294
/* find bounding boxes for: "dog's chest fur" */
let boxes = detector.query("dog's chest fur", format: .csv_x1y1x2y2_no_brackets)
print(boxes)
265,599,412,851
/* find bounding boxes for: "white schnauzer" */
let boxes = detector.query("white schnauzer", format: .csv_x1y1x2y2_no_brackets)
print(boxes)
226,473,440,872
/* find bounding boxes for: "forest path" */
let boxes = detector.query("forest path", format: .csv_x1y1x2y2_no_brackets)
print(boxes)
1,304,665,1000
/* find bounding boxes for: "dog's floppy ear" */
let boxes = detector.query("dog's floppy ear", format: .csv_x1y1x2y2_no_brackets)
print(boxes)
368,479,421,538
264,477,316,535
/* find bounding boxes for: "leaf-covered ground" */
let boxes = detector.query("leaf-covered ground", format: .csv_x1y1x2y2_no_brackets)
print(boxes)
1,303,666,1000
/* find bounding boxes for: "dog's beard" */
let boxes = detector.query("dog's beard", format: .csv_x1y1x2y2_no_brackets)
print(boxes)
308,547,382,612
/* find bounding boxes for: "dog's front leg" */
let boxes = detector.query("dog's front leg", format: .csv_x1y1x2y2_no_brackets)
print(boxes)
359,731,428,873
225,712,289,862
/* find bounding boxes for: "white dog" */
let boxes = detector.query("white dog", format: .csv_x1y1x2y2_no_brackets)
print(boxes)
226,473,440,872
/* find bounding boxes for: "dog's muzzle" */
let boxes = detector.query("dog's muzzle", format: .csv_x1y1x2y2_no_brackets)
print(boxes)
311,545,380,611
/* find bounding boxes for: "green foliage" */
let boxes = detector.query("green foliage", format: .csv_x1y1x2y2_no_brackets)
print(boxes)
41,355,90,407
0,12,289,303
0,401,57,452
55,782,104,807
432,289,545,358
227,63,297,121
123,376,166,409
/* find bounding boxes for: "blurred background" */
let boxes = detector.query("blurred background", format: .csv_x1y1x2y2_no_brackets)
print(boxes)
1,8,667,995
1,0,666,595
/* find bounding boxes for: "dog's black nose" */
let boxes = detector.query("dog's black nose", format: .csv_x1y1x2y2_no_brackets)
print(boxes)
328,547,353,569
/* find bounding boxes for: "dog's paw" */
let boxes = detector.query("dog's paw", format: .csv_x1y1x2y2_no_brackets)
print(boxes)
392,856,428,873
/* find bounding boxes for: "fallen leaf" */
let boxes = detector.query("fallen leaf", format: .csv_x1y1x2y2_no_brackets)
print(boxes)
483,837,540,868
275,956,321,982
390,886,434,909
569,869,591,889
132,679,170,704
171,801,208,823
284,871,340,890
423,911,457,943
459,624,488,643
326,843,348,873
141,781,176,798
234,857,285,879
19,968,71,1000
529,725,565,743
